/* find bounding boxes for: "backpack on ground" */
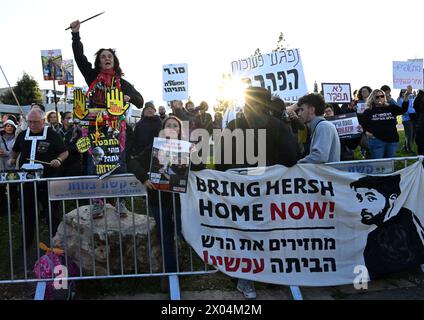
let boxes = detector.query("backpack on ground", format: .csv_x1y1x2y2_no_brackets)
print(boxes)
33,243,79,300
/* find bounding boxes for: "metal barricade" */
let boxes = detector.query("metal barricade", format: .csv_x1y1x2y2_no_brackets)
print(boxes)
0,172,216,300
326,156,421,174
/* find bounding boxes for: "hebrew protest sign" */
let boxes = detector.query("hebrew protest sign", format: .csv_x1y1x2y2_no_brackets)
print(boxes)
322,83,351,103
231,49,308,103
181,161,424,286
325,112,361,140
162,63,188,101
393,60,423,89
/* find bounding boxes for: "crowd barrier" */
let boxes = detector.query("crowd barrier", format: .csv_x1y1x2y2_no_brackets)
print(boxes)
0,156,421,300
0,173,215,300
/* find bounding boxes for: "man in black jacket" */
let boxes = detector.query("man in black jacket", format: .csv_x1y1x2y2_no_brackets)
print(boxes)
215,86,300,299
215,87,299,172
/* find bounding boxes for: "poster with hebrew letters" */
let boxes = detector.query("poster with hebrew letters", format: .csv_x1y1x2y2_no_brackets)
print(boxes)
322,83,351,103
231,49,308,103
181,161,424,286
393,60,423,89
162,63,189,101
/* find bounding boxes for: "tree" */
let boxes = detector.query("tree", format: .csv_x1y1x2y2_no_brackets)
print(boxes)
0,72,43,105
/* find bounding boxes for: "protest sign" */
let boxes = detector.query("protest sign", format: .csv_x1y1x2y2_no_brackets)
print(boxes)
231,49,308,103
41,49,63,81
162,63,188,101
150,137,192,193
393,60,423,89
181,161,424,285
58,59,74,85
325,112,361,140
322,83,351,103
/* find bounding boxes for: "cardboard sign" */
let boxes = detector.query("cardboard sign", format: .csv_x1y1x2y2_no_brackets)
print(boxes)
162,63,189,101
150,137,191,193
58,59,74,85
41,49,63,81
324,113,361,139
393,60,424,89
231,49,308,103
322,83,351,103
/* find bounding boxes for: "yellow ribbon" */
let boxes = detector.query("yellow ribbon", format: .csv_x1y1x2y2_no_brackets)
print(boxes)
39,242,64,255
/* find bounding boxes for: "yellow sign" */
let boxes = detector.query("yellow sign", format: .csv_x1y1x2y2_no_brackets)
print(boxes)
106,88,129,116
73,89,89,120
76,137,91,153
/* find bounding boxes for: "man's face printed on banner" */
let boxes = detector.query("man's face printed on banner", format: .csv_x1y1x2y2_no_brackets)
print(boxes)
354,187,392,225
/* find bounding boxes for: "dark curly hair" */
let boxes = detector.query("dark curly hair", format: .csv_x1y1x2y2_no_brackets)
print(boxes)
94,48,123,76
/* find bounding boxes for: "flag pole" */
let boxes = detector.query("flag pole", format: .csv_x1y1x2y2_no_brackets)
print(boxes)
0,64,24,115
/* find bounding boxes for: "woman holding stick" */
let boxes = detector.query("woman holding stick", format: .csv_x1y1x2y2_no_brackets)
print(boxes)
69,19,144,217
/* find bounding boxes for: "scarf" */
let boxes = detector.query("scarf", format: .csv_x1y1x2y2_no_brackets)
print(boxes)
86,69,122,103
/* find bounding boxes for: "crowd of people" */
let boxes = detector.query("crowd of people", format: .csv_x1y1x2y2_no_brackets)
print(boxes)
0,17,423,299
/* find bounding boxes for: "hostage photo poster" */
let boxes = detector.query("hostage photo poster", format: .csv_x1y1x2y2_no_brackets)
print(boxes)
181,161,424,286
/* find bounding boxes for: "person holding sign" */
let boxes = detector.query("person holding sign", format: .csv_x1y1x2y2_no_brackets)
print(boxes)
362,89,408,159
69,19,144,217
128,116,203,293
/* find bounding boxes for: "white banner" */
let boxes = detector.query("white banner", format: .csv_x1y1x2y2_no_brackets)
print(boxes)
181,161,424,286
162,63,188,101
322,83,351,103
231,49,308,103
393,60,424,89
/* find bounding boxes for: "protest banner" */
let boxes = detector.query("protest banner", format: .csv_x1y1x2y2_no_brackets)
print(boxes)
325,112,361,140
150,137,192,193
231,49,308,103
58,59,74,85
41,49,63,81
162,63,188,101
181,161,424,285
322,83,351,103
393,60,423,89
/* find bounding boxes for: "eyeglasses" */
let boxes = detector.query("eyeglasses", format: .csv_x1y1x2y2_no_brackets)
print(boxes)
65,117,72,120
375,95,385,99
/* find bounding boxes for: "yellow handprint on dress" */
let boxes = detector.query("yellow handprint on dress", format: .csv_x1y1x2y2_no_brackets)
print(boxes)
106,88,129,116
73,89,89,120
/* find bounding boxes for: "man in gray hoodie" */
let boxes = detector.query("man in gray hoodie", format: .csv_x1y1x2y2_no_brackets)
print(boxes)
296,93,340,163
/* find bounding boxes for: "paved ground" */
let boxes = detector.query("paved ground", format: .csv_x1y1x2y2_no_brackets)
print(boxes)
98,272,424,300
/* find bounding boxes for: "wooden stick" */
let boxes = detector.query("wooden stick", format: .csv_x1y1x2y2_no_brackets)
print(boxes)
26,158,52,165
65,12,105,30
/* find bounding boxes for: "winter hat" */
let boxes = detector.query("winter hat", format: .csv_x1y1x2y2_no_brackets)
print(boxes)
144,101,156,111
4,119,17,129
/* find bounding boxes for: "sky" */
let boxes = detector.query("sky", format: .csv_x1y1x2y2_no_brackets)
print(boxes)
1,0,423,107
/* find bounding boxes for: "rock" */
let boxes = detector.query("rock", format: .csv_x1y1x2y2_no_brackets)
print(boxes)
53,204,161,275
